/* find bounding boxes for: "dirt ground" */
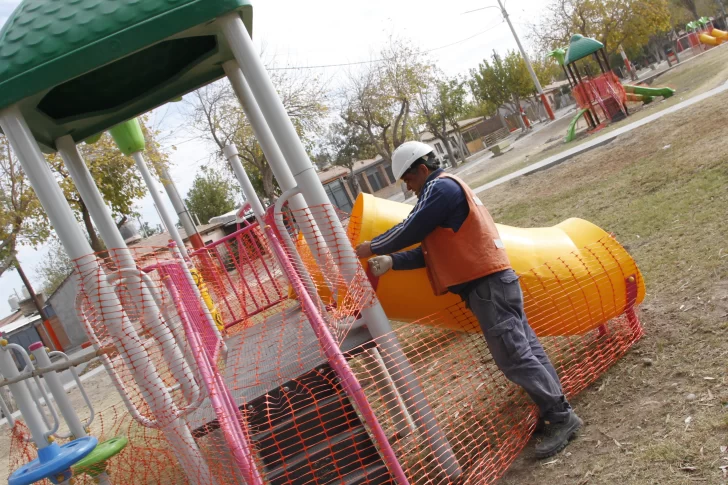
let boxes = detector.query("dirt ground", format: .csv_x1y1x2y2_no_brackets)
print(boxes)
484,89,728,485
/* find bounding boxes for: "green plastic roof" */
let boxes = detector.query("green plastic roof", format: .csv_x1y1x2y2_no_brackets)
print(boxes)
565,34,604,65
0,0,253,152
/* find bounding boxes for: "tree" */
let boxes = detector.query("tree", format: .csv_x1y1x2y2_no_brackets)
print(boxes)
184,166,239,225
469,51,534,130
340,37,429,165
188,61,329,203
317,121,378,198
140,221,162,237
44,129,162,254
677,0,700,18
0,134,48,279
416,71,469,166
534,0,672,57
36,238,74,296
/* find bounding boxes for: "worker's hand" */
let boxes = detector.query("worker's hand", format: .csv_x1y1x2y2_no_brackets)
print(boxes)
368,255,393,277
356,241,373,258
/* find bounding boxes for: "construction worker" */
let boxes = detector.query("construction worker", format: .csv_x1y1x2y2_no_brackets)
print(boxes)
355,141,582,459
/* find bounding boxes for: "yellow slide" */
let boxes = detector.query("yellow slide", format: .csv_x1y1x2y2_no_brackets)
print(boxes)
341,194,645,336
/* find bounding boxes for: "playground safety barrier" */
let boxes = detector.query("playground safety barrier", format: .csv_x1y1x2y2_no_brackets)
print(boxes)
5,202,644,484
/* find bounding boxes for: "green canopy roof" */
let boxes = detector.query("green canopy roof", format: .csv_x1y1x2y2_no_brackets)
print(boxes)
565,34,604,65
0,0,253,152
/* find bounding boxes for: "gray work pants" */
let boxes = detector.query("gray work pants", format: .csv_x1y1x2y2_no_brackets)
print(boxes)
466,269,571,423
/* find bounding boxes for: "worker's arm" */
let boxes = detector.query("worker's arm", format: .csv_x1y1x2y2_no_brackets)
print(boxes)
391,247,425,270
369,179,453,255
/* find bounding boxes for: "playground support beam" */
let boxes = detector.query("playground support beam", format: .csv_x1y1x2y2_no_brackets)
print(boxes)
56,136,201,405
0,106,215,485
131,152,188,257
158,165,204,249
219,14,463,480
496,0,555,120
0,343,51,450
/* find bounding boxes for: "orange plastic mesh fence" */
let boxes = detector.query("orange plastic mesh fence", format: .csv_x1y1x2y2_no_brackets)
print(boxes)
5,203,643,485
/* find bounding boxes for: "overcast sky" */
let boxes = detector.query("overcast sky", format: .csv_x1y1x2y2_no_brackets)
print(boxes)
0,0,548,316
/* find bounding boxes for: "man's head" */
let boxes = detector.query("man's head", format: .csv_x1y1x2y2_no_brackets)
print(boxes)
392,141,440,196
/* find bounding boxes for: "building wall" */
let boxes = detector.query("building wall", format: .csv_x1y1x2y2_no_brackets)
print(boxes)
47,274,89,350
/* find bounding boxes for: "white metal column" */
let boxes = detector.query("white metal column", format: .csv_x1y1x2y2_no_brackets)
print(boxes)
0,343,50,449
56,136,200,404
132,152,188,257
0,106,214,485
223,61,338,295
220,14,461,479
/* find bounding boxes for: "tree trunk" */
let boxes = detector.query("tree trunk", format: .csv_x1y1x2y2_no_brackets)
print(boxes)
261,164,276,203
513,95,527,131
454,127,468,164
348,165,361,197
80,201,105,254
439,135,456,169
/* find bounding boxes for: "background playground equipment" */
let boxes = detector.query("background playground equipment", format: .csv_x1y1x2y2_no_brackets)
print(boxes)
0,340,126,484
551,37,675,143
1,1,646,483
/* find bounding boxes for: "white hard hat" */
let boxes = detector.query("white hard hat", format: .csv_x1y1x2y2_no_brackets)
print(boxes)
391,141,434,180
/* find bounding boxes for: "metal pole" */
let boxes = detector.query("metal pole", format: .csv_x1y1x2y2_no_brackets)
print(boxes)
496,0,555,120
219,15,462,479
0,106,215,485
0,342,50,449
158,166,204,249
56,136,200,405
132,152,189,257
223,61,338,294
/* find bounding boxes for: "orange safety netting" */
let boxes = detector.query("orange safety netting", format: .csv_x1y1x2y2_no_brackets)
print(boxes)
5,203,643,485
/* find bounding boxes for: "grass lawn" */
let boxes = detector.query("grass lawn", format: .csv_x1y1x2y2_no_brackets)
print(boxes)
486,86,728,484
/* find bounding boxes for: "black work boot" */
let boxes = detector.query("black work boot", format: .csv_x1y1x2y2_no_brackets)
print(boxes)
534,411,583,459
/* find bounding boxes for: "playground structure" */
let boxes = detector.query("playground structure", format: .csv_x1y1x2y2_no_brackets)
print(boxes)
0,340,127,485
684,17,728,47
0,1,646,484
551,35,675,143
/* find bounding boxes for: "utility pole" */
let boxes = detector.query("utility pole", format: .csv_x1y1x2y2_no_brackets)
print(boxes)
13,258,63,351
495,0,556,120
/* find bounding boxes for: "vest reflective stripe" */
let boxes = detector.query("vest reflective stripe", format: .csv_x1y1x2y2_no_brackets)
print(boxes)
421,174,511,295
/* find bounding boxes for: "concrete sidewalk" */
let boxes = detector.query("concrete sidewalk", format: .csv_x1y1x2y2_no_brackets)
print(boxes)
472,79,728,195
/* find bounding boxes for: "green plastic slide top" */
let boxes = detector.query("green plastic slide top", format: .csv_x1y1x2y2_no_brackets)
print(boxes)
109,119,145,156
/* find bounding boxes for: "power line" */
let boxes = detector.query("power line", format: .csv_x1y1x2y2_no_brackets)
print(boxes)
268,22,504,71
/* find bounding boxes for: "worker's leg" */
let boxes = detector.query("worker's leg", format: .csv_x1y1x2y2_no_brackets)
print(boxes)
468,269,568,420
468,269,581,457
522,315,563,398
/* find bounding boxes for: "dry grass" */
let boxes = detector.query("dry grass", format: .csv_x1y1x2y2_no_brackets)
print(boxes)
485,86,728,484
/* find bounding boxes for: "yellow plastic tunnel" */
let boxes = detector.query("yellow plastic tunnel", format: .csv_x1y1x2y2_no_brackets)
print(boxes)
341,194,645,336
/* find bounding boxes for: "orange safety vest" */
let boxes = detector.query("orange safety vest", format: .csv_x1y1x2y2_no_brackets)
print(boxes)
421,174,511,295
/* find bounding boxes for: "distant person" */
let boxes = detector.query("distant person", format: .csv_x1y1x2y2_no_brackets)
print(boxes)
356,141,582,458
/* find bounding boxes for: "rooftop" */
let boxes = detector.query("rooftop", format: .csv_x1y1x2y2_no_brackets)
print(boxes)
317,158,383,184
0,310,41,335
419,117,485,142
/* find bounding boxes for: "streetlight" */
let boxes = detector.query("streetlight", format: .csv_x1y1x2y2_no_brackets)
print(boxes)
464,1,556,120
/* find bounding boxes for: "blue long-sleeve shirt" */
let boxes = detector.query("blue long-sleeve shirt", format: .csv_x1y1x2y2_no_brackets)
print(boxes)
370,168,469,272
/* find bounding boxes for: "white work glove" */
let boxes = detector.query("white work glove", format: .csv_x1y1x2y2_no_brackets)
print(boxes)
368,255,393,277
